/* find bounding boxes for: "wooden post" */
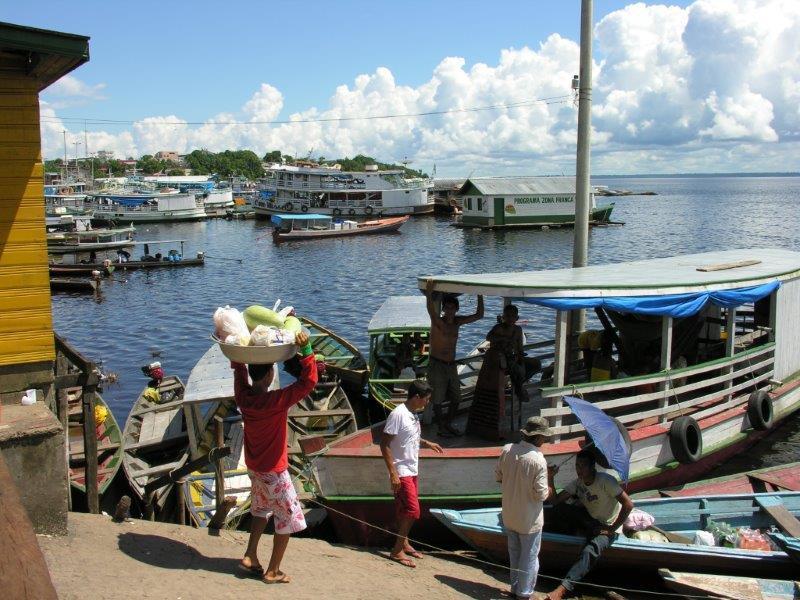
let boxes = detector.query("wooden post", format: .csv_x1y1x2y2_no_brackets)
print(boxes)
551,310,569,442
725,308,737,400
659,316,673,423
55,353,71,511
769,290,777,343
213,416,225,509
144,490,157,521
176,479,186,526
82,372,99,515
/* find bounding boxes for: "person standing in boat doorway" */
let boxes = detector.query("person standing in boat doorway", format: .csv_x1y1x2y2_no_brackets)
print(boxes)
424,278,484,437
380,379,443,568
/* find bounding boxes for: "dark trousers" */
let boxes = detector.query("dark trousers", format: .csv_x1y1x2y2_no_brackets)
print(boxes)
545,503,615,592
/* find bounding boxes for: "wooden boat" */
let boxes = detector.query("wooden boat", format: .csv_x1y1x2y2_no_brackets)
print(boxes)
50,277,98,293
300,315,369,393
49,263,115,277
271,213,408,242
636,462,800,499
182,368,357,528
47,225,135,254
306,249,800,545
660,569,800,599
430,492,800,579
121,376,186,512
67,389,123,497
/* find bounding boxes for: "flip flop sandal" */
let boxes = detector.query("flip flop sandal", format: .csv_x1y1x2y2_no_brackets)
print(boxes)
389,555,416,568
237,562,264,577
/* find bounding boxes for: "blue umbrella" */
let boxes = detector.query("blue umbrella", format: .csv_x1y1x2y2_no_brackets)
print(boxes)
564,395,632,481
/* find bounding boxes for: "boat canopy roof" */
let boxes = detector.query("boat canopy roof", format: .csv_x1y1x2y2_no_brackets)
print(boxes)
271,213,330,225
458,176,575,197
419,249,800,299
368,296,430,334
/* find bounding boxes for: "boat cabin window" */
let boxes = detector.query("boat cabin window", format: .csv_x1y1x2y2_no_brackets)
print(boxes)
477,198,484,211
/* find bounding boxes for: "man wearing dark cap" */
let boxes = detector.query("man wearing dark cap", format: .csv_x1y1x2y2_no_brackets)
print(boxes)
495,416,556,600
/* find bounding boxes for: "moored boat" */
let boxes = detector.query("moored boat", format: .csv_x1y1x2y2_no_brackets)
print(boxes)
88,190,207,223
121,376,187,514
431,492,800,579
659,568,800,599
300,315,368,393
47,225,136,254
254,163,433,219
67,390,123,497
306,248,800,545
271,213,409,242
50,277,99,293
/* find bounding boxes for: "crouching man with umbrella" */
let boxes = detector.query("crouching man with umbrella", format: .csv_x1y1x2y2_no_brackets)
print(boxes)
544,397,635,600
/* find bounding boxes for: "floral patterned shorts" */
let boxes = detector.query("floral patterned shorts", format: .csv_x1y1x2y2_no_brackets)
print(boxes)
249,469,307,534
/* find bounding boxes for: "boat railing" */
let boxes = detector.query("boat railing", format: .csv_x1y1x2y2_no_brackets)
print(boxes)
540,342,775,437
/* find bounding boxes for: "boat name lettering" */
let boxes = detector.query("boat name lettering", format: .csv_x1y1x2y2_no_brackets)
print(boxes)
515,196,572,205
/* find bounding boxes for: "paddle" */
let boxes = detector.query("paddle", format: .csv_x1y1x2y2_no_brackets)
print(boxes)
756,495,800,537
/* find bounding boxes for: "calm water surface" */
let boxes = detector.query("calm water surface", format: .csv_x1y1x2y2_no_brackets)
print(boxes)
52,176,800,464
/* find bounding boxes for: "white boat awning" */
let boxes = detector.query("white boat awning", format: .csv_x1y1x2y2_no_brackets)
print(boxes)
418,248,800,299
368,296,430,334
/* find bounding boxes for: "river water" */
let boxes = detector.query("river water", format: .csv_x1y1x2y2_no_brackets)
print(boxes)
52,175,800,465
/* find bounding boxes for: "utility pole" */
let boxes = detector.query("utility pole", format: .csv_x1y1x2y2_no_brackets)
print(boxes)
62,130,68,180
572,0,593,334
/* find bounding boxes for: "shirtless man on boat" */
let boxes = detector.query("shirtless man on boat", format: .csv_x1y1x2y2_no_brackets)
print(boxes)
424,278,483,436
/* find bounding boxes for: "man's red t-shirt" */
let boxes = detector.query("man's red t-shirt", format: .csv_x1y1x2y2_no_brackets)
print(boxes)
232,355,318,473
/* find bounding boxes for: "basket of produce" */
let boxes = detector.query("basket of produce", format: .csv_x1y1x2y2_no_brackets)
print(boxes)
212,302,306,364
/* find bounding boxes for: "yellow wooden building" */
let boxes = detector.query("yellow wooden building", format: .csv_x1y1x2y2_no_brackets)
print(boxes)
0,22,89,396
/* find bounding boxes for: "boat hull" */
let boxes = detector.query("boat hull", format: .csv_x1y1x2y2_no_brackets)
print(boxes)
274,216,408,242
91,209,207,223
310,380,800,545
454,204,615,229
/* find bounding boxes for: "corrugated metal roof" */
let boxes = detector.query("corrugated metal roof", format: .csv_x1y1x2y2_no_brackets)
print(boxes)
458,176,576,196
368,296,430,333
418,249,800,298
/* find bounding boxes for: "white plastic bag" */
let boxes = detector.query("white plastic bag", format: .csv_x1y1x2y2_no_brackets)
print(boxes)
249,325,294,347
214,306,249,341
693,530,715,546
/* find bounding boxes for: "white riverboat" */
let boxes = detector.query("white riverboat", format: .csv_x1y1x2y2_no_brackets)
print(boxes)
144,176,235,217
87,190,207,223
44,181,92,224
306,248,800,546
254,164,434,219
47,225,136,254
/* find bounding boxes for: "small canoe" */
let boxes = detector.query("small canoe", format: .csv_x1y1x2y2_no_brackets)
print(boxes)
183,381,357,529
67,390,123,496
431,492,800,579
121,376,187,512
50,277,98,293
636,462,800,499
659,569,800,599
300,315,368,392
49,264,115,277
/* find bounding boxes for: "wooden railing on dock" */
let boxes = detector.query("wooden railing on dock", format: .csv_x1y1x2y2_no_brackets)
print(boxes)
54,333,101,513
0,453,59,600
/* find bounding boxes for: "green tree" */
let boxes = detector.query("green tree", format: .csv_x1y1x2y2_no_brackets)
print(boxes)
263,150,282,163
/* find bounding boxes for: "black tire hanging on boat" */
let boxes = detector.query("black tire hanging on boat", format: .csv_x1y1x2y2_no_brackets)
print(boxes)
283,202,294,211
300,204,309,213
669,416,702,464
747,390,773,431
333,208,342,216
348,209,356,216
364,205,374,215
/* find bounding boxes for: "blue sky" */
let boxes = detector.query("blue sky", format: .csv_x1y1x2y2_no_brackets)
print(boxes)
7,1,798,175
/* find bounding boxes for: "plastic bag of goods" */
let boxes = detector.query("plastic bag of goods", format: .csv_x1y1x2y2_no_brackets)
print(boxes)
214,306,250,341
630,529,669,543
623,509,655,532
706,520,737,548
736,528,772,551
249,325,295,347
692,530,715,546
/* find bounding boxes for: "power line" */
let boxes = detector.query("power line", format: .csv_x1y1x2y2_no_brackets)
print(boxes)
38,94,571,128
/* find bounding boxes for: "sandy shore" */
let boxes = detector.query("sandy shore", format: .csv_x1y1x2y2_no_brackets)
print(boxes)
38,513,529,599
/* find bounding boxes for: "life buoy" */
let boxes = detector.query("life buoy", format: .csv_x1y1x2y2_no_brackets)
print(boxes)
300,204,309,213
348,209,356,216
332,208,342,216
283,202,294,211
669,416,702,464
364,205,374,215
747,390,773,431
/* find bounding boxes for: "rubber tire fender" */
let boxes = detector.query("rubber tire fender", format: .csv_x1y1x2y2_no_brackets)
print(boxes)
283,202,294,211
669,416,703,464
332,208,342,216
300,204,309,213
364,205,374,215
348,209,356,216
747,390,773,431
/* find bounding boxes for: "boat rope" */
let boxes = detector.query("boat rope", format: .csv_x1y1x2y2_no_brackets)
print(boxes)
286,460,718,599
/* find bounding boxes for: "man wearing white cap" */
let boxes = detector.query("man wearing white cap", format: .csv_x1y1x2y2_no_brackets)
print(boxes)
495,416,556,599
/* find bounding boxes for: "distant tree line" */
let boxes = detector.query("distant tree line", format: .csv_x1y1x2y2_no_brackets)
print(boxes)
185,149,264,180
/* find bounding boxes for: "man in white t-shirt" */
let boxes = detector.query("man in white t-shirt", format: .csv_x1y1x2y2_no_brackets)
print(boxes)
380,380,443,568
545,449,634,600
495,416,556,600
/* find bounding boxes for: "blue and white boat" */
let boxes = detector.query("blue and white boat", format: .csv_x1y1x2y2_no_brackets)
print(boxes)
87,189,207,223
431,491,800,579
